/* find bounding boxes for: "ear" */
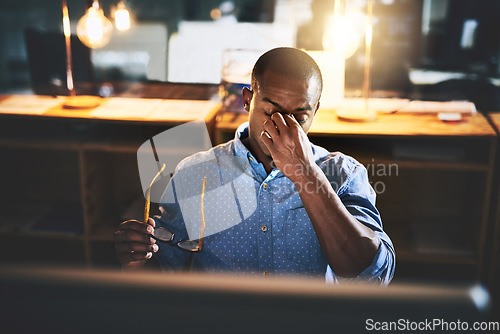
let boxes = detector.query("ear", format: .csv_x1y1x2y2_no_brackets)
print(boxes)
242,86,253,112
314,101,320,116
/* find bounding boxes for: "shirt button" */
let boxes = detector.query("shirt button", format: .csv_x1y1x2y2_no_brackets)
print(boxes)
261,225,268,232
249,157,254,162
244,163,248,169
263,183,268,189
263,271,269,276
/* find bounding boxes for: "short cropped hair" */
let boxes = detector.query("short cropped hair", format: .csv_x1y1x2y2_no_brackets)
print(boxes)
251,47,323,96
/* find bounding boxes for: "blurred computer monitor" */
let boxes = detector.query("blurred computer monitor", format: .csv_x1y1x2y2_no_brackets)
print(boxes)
0,266,491,334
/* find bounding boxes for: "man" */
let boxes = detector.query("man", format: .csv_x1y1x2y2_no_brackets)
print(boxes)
115,47,395,284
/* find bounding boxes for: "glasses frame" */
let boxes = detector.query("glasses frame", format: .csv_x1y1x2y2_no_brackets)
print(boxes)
151,226,203,252
144,164,207,254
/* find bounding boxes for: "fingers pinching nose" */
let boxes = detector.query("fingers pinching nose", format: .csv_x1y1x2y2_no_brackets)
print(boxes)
261,130,271,139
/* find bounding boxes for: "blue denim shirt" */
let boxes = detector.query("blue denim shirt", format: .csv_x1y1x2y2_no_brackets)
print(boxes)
154,123,395,284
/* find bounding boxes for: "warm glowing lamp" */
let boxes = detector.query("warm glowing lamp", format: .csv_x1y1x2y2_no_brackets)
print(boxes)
312,0,363,111
77,0,113,49
322,16,360,59
362,0,375,119
113,1,131,32
61,0,135,108
322,0,364,59
334,0,377,122
60,0,100,108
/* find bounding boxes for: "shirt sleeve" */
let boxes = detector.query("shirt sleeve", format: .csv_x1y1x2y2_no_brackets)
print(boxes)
329,159,396,285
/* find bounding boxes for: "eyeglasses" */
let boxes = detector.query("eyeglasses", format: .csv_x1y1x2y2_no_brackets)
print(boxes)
144,164,206,253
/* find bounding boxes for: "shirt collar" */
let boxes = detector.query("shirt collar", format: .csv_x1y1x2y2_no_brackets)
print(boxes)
233,122,267,179
233,122,251,159
234,122,262,164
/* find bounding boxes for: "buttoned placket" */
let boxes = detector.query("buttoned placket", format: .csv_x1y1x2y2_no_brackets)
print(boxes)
242,145,285,276
256,173,276,276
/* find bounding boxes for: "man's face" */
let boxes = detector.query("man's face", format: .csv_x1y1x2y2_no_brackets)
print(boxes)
242,70,321,157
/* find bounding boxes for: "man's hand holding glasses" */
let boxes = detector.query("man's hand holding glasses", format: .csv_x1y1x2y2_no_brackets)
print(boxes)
114,164,206,271
114,217,159,271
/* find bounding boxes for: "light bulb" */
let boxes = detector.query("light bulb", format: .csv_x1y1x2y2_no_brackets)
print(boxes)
114,1,131,31
323,15,362,59
77,1,113,49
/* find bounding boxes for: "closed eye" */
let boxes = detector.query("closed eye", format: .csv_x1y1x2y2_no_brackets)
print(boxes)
291,114,307,124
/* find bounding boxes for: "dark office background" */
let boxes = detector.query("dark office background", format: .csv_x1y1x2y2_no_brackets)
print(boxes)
1,0,500,110
0,0,273,93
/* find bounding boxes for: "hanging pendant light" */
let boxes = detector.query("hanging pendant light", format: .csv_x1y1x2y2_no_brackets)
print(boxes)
113,1,131,31
77,0,113,49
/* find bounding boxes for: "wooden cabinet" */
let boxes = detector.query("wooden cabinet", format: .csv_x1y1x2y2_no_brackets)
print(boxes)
0,90,219,268
0,91,497,282
0,142,87,266
215,108,497,281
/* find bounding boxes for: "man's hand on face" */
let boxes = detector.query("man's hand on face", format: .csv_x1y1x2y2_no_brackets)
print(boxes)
260,112,316,182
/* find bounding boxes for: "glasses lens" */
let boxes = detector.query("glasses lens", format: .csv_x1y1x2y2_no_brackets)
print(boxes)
152,227,174,242
177,239,202,252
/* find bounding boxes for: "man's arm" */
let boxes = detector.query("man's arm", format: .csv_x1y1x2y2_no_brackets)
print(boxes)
292,163,380,277
261,113,380,278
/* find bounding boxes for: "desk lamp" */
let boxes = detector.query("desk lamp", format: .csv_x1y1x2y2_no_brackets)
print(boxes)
314,0,364,111
60,0,131,109
322,0,363,59
361,0,375,121
326,0,377,122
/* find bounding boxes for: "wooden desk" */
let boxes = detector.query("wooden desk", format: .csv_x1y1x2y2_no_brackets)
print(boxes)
0,92,220,268
217,108,494,138
216,109,497,281
487,112,500,312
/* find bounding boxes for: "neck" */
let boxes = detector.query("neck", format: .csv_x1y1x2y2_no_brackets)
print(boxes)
241,137,274,174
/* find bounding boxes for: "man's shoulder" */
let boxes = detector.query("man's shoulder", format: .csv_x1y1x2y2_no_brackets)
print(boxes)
312,144,362,172
175,139,236,172
311,145,369,194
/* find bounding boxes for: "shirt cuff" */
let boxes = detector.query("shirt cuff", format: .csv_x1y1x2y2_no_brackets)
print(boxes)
357,239,387,278
326,239,393,285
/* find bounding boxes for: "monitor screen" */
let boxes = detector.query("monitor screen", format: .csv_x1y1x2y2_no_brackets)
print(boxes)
0,266,491,334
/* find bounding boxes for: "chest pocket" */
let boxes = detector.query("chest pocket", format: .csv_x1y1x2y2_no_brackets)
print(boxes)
285,207,326,269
